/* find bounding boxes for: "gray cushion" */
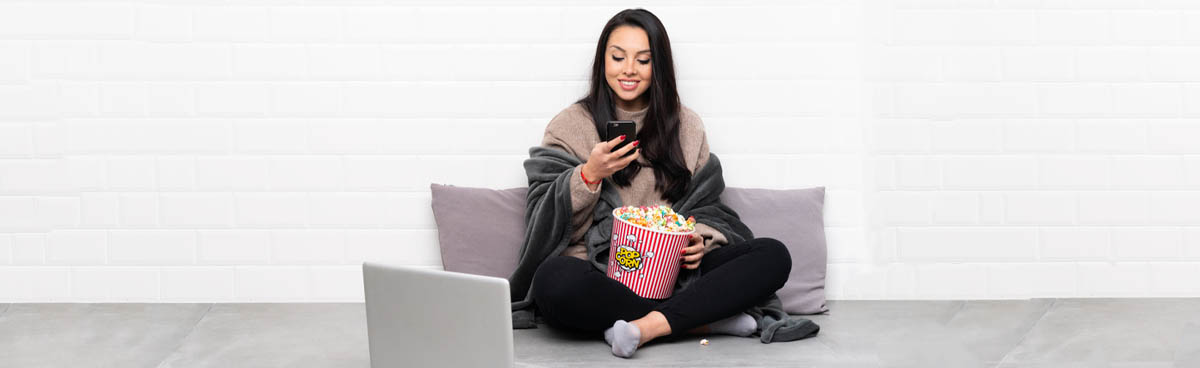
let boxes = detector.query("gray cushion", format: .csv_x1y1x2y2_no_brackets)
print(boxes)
720,187,828,315
429,183,828,315
429,184,526,279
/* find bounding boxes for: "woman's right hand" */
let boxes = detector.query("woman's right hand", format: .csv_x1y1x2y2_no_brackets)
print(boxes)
582,135,640,183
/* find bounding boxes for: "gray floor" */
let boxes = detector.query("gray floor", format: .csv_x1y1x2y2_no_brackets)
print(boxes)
1,299,1198,367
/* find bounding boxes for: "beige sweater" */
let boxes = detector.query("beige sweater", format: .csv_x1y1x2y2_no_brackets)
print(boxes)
540,103,729,260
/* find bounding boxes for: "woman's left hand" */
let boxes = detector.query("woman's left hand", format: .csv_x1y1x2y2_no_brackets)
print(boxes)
681,233,705,270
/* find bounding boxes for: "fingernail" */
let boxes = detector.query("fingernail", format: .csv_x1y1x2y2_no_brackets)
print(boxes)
619,135,626,140
632,140,640,147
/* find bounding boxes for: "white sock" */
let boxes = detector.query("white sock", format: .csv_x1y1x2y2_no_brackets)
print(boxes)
604,320,641,358
706,312,756,337
604,325,615,346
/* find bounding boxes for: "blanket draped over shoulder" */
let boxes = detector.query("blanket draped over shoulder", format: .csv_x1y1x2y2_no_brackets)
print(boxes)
507,146,819,343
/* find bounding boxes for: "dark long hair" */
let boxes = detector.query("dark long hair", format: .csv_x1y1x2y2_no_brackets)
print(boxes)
578,8,690,204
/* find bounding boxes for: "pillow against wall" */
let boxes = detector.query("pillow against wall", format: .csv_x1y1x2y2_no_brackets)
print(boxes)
720,187,829,315
429,184,526,279
429,183,829,315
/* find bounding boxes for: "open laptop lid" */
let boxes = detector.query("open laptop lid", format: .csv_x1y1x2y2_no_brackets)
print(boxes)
362,262,513,368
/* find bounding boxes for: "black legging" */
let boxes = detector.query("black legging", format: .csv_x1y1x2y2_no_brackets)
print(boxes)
530,237,791,339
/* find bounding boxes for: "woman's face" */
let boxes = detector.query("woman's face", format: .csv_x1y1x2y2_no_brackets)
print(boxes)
605,25,653,111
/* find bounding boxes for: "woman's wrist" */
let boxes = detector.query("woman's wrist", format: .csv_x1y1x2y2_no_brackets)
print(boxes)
581,163,602,187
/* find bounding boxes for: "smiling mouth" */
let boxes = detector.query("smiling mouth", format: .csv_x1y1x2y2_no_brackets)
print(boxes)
618,79,639,91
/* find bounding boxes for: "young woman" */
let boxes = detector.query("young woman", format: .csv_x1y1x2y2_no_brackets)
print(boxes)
528,9,793,358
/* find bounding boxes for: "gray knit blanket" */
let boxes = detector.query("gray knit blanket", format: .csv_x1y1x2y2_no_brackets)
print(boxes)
507,146,819,343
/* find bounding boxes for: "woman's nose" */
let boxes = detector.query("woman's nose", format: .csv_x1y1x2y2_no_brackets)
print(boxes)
622,60,635,75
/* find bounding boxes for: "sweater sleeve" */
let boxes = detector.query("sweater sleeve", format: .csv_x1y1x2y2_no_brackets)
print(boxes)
570,164,602,204
680,107,726,249
695,127,711,174
542,104,604,251
694,222,730,251
568,164,604,236
679,105,711,173
558,164,602,257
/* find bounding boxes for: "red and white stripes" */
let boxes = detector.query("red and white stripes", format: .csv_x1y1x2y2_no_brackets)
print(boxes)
608,215,693,299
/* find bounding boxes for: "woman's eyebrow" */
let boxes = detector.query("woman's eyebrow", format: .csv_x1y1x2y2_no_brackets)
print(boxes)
609,45,651,55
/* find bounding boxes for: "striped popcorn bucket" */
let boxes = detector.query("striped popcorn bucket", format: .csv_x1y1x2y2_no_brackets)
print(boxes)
606,209,695,299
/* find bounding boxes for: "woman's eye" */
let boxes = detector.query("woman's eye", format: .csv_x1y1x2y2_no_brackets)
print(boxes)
611,55,625,62
637,59,650,65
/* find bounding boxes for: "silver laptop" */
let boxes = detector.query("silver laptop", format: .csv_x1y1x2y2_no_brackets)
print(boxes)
362,262,514,368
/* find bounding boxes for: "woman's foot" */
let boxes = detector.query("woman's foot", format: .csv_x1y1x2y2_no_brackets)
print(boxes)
604,320,642,358
604,311,672,358
706,312,757,336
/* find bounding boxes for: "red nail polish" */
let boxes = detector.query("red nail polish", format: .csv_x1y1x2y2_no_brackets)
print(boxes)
632,140,640,147
619,135,626,140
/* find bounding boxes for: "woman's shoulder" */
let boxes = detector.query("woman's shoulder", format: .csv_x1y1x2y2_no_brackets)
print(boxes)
678,104,706,134
679,104,702,122
677,104,707,141
550,102,594,124
546,103,596,134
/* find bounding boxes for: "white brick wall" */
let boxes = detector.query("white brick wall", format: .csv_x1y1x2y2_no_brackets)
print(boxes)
859,0,1200,300
0,0,1195,302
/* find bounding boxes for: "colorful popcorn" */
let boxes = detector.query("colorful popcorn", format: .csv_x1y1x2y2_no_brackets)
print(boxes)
613,205,696,233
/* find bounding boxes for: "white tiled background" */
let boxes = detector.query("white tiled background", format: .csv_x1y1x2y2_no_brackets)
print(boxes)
0,0,1196,302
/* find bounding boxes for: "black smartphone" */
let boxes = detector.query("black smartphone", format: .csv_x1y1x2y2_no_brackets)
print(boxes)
606,120,637,158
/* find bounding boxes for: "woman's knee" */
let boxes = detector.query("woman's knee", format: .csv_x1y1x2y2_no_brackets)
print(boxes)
753,237,792,284
531,256,589,305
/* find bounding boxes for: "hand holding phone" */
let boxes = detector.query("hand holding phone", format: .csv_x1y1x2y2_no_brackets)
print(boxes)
606,120,637,158
581,121,640,184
